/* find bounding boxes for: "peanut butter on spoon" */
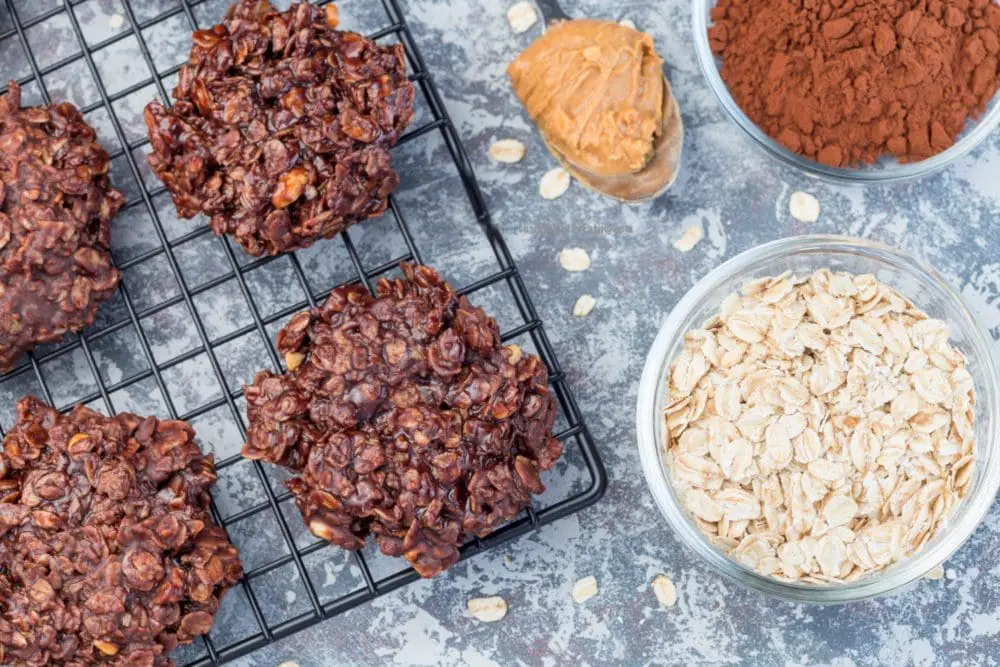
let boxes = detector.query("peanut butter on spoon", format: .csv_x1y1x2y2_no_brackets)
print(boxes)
508,18,683,202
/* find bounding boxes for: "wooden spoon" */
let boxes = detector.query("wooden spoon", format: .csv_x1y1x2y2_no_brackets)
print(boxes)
529,0,684,203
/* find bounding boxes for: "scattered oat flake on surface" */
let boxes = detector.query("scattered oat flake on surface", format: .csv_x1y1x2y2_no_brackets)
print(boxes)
946,568,957,580
924,564,945,580
573,294,596,317
507,1,538,33
559,247,590,272
468,596,508,622
673,225,703,252
652,575,677,607
277,662,299,667
489,138,526,164
540,167,571,200
109,14,125,29
789,191,821,223
619,18,637,29
571,576,598,603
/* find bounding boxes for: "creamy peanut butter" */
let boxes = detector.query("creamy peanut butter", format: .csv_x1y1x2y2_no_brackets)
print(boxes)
507,19,665,177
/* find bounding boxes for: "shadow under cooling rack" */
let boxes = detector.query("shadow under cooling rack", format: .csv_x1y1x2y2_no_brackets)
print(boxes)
0,0,608,664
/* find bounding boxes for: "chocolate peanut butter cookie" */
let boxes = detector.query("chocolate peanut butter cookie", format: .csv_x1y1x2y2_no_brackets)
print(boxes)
145,0,416,257
243,264,563,577
0,398,242,665
0,82,125,372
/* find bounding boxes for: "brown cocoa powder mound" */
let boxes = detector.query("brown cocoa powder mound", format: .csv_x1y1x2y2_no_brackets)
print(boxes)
709,0,1000,167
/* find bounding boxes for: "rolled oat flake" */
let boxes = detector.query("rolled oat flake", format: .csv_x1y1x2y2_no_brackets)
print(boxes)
540,167,572,200
559,247,591,272
490,138,527,163
663,269,976,584
652,575,678,607
468,596,508,622
789,191,821,223
571,575,599,603
573,294,597,317
507,1,538,34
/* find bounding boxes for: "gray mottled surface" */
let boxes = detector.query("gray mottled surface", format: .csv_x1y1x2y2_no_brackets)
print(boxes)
2,0,1000,665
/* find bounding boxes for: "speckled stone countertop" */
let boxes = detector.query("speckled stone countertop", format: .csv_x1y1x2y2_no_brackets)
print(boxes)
2,0,999,665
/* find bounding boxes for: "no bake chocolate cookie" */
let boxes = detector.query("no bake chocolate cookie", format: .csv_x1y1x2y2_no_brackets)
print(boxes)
0,398,242,666
243,264,563,577
145,0,416,256
0,82,125,372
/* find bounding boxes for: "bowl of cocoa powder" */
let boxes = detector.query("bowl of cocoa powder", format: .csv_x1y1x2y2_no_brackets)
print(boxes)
694,0,1000,183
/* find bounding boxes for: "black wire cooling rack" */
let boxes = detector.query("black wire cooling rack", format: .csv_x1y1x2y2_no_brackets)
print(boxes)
0,0,606,663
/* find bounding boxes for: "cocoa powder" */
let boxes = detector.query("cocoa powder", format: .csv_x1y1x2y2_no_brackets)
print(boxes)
709,0,1000,167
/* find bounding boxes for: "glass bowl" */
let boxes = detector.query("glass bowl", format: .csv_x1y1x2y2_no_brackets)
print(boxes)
692,1,1000,184
636,235,1000,603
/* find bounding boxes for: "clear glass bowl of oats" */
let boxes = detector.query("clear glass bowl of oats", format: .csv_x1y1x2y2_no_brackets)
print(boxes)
636,235,1000,603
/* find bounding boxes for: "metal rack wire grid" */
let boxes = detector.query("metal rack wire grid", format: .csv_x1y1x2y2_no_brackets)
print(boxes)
0,0,606,663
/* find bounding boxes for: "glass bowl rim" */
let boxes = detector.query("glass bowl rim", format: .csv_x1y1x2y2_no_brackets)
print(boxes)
635,234,1000,603
690,0,1000,185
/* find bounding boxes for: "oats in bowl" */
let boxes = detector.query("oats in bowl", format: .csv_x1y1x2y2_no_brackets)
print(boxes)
663,269,976,585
